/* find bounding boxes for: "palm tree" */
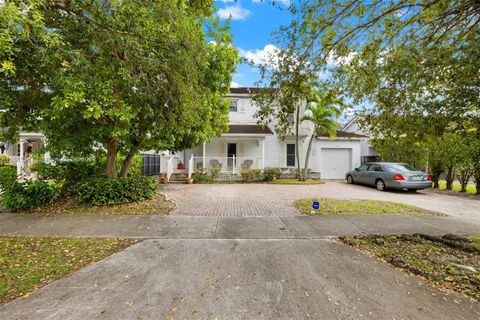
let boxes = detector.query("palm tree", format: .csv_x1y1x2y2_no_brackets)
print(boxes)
301,90,343,180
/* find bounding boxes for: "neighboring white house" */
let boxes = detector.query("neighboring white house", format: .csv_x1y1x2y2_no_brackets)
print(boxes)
342,117,379,164
175,87,364,179
0,132,48,175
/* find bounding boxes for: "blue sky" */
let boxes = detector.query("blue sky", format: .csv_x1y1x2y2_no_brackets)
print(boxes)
214,0,292,87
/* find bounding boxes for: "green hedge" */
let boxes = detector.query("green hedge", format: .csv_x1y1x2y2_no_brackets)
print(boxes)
0,154,10,166
0,166,17,191
76,176,158,206
1,180,60,212
240,169,263,182
263,168,281,181
193,174,213,183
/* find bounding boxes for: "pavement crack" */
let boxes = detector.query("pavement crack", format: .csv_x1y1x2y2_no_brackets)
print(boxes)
213,217,220,238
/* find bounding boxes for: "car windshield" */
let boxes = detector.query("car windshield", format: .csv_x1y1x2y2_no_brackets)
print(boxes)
384,164,418,172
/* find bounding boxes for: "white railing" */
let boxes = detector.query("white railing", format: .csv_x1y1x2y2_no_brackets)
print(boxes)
192,156,263,174
16,157,32,177
187,154,194,178
166,156,174,180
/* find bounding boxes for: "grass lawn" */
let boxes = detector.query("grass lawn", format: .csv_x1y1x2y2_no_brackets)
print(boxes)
341,234,480,302
438,182,477,194
294,198,441,216
23,193,175,216
0,237,138,304
270,178,324,185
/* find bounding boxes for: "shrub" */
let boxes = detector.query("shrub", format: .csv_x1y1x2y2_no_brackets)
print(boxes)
240,169,263,182
49,160,105,193
0,166,17,191
1,180,59,212
0,154,10,166
33,162,66,180
208,167,221,179
193,174,213,184
194,168,208,175
263,168,281,181
76,176,158,206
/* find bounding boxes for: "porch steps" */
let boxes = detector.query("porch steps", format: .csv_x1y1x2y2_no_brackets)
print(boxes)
169,172,189,184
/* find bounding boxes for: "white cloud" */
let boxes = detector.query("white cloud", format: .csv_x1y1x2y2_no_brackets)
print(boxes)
252,0,291,5
230,81,242,88
239,44,280,66
216,5,251,20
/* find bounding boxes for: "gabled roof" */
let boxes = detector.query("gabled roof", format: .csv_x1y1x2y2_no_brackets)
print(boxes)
317,130,368,139
225,124,273,135
341,116,359,131
229,87,265,94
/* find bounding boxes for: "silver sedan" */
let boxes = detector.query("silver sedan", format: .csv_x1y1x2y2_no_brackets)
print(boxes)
345,162,432,191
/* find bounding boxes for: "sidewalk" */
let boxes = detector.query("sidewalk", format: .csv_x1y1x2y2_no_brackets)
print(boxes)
1,213,479,239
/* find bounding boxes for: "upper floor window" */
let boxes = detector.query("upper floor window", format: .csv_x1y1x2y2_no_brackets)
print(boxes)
229,100,238,112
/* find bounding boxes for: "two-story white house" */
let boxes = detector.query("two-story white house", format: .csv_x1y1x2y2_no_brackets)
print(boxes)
175,87,364,179
1,87,366,179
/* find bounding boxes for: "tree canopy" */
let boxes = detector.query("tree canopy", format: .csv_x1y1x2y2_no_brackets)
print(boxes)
0,0,238,177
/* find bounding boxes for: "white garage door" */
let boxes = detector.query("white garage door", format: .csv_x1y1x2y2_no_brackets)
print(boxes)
320,148,352,179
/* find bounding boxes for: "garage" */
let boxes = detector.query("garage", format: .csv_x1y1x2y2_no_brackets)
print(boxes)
320,148,352,179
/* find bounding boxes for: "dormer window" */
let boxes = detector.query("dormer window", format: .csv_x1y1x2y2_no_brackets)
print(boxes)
229,100,238,112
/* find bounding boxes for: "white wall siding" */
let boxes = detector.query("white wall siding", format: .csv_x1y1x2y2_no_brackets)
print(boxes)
227,95,258,124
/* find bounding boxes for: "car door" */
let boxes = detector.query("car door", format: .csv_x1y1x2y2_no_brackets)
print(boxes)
355,164,370,184
363,164,382,186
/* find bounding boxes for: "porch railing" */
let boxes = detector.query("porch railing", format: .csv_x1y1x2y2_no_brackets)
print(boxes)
193,156,263,174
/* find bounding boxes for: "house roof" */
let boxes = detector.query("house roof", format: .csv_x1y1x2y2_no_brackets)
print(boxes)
229,87,266,94
226,124,273,135
317,130,368,139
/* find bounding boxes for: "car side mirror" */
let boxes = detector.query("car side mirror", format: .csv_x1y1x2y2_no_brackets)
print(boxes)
355,168,359,171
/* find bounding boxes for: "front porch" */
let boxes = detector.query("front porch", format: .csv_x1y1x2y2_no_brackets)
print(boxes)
189,136,265,174
0,132,48,175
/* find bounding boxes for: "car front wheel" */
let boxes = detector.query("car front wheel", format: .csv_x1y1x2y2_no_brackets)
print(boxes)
347,175,354,184
376,179,386,191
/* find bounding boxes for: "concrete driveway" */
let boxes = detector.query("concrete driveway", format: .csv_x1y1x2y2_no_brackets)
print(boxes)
2,181,480,319
1,239,479,320
163,181,480,223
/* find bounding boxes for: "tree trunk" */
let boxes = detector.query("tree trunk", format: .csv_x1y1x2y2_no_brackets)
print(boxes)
105,138,119,178
303,133,315,180
456,168,471,193
295,102,303,181
430,163,443,189
474,170,480,195
445,166,455,190
120,152,136,177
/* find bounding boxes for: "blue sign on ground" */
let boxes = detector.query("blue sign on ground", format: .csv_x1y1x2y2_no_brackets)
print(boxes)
312,201,320,210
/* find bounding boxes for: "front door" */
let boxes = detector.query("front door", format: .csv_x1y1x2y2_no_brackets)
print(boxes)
227,143,236,170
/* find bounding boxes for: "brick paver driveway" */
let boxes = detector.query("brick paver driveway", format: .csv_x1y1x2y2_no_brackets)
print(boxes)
162,181,480,222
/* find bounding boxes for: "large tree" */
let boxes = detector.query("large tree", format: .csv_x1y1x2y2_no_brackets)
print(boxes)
252,47,317,180
1,0,238,177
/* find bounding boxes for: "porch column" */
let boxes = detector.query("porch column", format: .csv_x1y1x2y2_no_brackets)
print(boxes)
202,142,206,170
19,139,25,160
261,138,265,170
18,139,25,175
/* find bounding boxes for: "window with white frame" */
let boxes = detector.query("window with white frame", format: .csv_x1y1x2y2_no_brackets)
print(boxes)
229,100,238,112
